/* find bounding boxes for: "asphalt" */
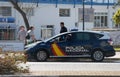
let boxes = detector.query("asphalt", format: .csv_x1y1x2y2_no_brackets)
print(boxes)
0,52,120,77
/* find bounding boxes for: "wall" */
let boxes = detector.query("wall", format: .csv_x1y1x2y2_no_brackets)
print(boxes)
0,2,116,40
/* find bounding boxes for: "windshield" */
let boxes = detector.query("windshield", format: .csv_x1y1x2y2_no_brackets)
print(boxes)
44,34,61,42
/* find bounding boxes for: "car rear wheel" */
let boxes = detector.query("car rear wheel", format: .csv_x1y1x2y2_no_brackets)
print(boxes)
91,50,104,62
36,50,48,62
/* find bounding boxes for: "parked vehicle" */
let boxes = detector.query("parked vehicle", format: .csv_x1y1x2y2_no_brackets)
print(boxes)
25,31,115,62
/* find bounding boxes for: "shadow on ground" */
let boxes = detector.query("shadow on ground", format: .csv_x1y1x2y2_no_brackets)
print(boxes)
28,57,120,63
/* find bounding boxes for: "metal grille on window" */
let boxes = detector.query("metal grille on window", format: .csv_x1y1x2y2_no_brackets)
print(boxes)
0,24,16,40
59,9,70,17
0,7,11,16
94,12,108,28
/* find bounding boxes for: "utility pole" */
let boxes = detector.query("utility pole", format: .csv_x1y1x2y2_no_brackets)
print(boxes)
82,0,85,31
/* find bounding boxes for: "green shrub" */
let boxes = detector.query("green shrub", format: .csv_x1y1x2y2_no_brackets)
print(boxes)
113,45,120,48
0,51,29,74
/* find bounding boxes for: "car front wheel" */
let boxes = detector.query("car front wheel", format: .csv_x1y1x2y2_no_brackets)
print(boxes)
91,50,104,62
36,50,48,62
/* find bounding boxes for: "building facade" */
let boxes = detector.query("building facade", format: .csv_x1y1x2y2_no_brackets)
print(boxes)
0,0,118,40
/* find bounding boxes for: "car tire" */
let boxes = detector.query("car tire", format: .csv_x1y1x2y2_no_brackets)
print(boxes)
91,50,104,62
36,50,48,62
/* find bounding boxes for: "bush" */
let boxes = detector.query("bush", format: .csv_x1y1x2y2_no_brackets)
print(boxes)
0,51,29,74
113,45,120,48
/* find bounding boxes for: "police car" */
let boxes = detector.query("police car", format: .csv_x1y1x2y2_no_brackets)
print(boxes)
25,31,115,62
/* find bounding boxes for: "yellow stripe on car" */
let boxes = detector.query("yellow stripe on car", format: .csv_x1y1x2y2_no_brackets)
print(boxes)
52,43,65,56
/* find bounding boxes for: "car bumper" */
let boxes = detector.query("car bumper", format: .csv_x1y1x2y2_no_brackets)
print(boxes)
105,50,116,57
25,51,35,60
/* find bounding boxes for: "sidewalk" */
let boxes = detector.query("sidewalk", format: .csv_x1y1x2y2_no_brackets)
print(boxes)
0,52,120,77
28,63,120,76
27,52,120,76
29,71,120,76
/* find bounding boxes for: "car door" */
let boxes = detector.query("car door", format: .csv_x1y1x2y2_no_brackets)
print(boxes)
65,32,91,56
49,34,69,57
81,32,93,56
64,32,83,56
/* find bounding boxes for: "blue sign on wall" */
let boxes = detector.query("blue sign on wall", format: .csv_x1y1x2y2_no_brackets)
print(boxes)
0,18,6,22
0,17,15,23
6,17,15,23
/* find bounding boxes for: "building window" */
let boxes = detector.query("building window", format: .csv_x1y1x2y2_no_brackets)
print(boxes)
0,29,16,40
94,12,108,28
22,8,34,16
41,25,54,40
78,8,94,22
0,7,12,16
59,9,70,17
0,24,16,40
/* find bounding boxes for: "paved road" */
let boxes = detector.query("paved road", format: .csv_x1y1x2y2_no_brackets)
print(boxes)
23,52,120,76
1,52,119,77
26,62,120,76
1,51,120,77
28,52,120,63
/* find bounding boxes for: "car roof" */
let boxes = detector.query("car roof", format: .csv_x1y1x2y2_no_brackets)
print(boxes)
65,30,106,35
44,30,108,42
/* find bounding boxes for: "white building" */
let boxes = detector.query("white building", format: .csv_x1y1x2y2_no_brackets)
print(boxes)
0,0,119,40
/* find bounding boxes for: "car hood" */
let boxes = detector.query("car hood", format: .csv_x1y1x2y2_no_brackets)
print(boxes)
25,41,42,50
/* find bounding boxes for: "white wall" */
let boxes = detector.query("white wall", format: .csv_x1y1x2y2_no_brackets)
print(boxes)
0,2,116,40
93,5,114,29
15,4,116,40
29,4,78,39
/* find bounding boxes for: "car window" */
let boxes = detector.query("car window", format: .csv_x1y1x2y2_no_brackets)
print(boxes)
83,33,90,40
49,33,73,43
59,35,67,42
75,33,83,40
50,36,64,43
94,33,104,39
75,32,90,41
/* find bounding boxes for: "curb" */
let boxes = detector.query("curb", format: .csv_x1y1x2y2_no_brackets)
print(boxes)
105,58,120,60
1,71,120,77
29,71,120,76
0,75,120,77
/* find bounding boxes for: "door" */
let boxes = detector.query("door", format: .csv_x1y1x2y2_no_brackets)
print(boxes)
65,32,91,56
41,25,54,40
50,34,69,57
49,32,92,57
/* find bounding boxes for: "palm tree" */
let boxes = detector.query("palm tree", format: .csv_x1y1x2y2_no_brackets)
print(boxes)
113,0,120,25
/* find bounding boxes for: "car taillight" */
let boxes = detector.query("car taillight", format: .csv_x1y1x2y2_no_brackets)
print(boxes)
108,38,113,45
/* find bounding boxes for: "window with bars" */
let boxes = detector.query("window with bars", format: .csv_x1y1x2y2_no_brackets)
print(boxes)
0,7,11,16
94,12,108,28
0,24,16,40
59,9,70,17
0,29,16,40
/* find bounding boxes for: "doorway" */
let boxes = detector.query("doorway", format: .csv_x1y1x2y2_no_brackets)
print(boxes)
41,25,54,40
